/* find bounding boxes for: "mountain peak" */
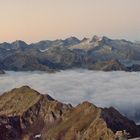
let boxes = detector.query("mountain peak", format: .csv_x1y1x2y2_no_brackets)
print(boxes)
11,85,39,94
65,36,80,41
102,59,127,71
12,40,28,49
91,35,102,42
101,36,112,44
0,86,140,139
78,101,97,109
0,86,41,116
12,40,27,44
81,37,89,42
64,36,80,46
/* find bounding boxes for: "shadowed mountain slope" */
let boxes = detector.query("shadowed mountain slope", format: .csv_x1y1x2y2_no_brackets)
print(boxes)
1,36,140,72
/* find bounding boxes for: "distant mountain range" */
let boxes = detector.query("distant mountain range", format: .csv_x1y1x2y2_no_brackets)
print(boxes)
0,86,140,140
1,36,140,72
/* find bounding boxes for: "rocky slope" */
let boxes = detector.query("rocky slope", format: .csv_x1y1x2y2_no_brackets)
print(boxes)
1,36,140,72
88,59,127,71
0,86,140,140
2,53,54,72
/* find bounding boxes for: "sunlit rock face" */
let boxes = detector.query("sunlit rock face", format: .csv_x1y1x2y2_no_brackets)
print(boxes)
0,86,140,140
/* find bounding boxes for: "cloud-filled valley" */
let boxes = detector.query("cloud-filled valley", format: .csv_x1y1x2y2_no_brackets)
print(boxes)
0,69,140,123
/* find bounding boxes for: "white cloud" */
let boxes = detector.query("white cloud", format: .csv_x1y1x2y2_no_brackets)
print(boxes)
0,69,140,123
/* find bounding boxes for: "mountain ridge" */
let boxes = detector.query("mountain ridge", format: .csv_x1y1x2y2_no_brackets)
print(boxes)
1,36,140,72
0,86,140,140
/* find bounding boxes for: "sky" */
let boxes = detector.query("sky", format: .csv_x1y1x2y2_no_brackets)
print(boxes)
1,70,140,123
0,0,140,43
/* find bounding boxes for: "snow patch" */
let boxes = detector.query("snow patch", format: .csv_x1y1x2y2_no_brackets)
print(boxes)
34,134,41,138
6,48,11,51
39,48,48,52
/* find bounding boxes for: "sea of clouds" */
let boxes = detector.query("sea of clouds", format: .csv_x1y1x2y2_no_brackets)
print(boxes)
0,69,140,123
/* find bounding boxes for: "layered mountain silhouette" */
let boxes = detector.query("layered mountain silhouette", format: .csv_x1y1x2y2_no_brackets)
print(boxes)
0,86,140,140
1,36,140,72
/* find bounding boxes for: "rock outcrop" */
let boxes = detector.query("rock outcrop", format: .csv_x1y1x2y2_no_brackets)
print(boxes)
88,59,127,71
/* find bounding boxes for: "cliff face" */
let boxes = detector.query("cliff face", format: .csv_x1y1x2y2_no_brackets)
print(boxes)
102,107,140,137
0,86,140,140
0,116,21,140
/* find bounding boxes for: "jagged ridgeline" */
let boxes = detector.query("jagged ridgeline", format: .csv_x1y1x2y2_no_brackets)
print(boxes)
1,36,140,73
0,86,140,140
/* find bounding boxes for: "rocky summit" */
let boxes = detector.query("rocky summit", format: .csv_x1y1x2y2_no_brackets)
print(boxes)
0,86,140,140
1,36,140,72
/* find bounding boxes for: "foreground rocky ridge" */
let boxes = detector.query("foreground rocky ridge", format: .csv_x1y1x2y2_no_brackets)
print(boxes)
1,36,140,72
0,86,140,140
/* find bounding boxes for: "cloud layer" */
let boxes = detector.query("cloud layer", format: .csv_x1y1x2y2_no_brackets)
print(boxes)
0,70,140,123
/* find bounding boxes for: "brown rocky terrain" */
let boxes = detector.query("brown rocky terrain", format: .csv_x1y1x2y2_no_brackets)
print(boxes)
88,59,127,71
0,86,140,140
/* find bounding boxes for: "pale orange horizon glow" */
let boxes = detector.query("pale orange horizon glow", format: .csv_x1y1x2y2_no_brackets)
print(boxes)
0,0,140,43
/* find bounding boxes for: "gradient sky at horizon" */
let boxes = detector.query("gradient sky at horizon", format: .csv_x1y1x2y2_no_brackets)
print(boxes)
0,0,140,43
